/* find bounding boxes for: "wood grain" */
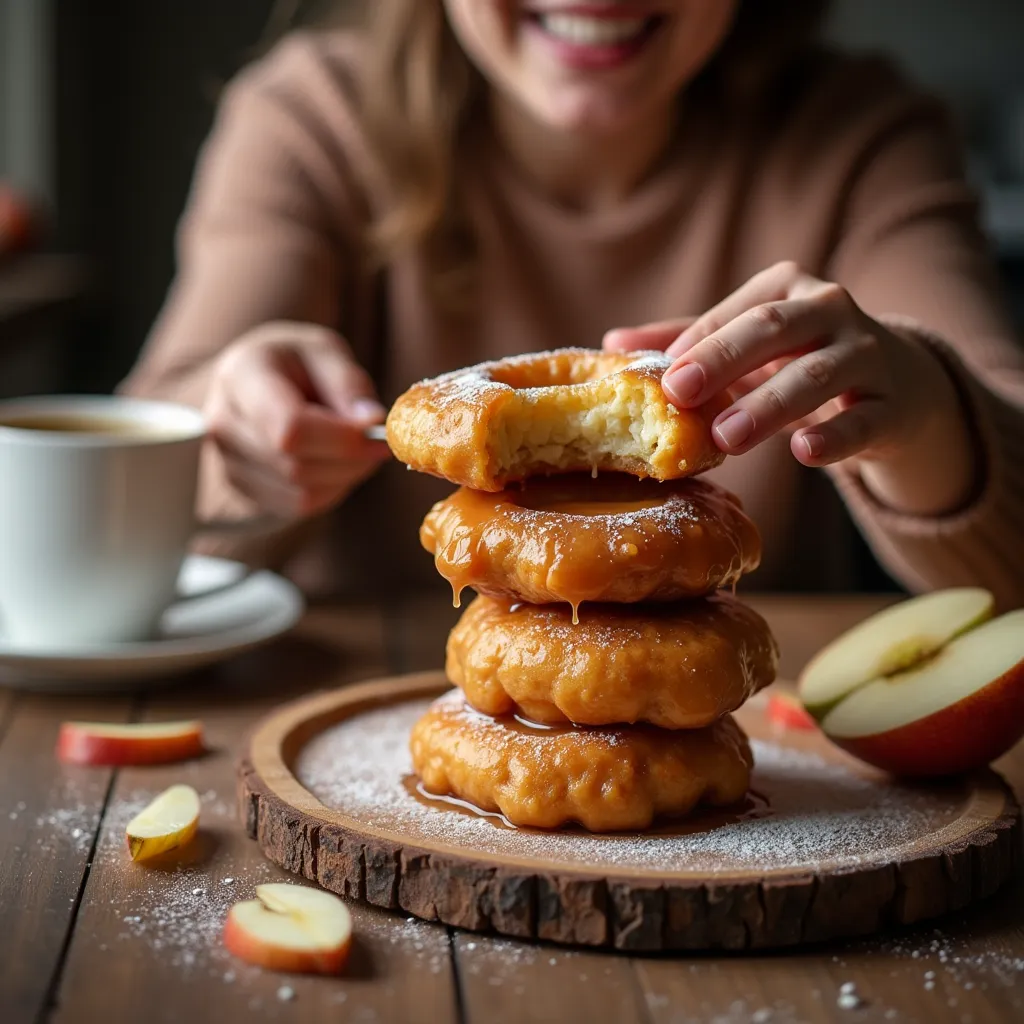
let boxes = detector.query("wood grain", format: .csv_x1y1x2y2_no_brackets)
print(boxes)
3,594,1022,1024
454,932,646,1024
238,669,1021,952
0,693,133,1024
50,606,459,1024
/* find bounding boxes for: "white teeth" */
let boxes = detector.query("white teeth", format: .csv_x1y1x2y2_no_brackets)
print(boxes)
539,13,649,47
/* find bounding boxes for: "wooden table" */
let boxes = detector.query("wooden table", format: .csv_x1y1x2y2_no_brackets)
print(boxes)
2,594,1021,1024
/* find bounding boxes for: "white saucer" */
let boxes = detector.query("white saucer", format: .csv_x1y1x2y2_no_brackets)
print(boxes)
0,556,305,692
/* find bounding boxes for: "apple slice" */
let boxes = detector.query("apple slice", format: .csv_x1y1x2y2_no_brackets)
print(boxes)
223,883,353,975
125,784,201,861
821,610,1024,777
798,588,994,718
767,691,818,731
57,720,204,766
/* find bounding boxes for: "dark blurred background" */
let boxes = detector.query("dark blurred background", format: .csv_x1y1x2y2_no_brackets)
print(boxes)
2,0,1023,397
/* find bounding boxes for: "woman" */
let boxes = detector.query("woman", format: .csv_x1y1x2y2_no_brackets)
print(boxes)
124,0,1024,605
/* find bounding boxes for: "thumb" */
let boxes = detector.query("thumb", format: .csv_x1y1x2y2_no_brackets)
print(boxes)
295,327,386,425
602,317,698,354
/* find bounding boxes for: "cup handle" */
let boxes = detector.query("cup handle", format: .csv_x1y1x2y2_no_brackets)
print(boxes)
176,515,287,602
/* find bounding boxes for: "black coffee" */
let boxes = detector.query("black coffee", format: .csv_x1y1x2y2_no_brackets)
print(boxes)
0,413,169,437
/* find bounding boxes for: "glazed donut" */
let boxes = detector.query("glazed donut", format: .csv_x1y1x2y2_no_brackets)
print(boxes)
409,691,753,832
447,593,778,729
385,348,729,491
420,472,761,614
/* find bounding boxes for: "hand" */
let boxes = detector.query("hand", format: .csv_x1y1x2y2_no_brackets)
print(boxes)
204,322,389,519
604,261,965,470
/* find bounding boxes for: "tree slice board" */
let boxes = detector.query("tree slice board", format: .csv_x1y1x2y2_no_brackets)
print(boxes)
238,672,1021,952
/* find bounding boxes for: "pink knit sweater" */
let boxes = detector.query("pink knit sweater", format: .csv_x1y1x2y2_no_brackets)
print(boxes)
124,33,1024,607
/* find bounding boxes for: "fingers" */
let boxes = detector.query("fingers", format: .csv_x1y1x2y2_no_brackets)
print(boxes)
221,456,347,519
222,345,309,452
221,454,316,519
791,400,893,467
709,334,878,454
215,412,383,484
662,282,854,408
602,318,697,354
255,323,386,425
205,321,391,519
218,432,381,518
278,406,386,461
665,261,811,360
295,329,386,423
220,324,388,456
215,363,383,462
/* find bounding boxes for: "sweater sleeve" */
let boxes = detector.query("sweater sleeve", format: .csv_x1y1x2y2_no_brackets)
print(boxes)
823,87,1024,610
121,34,370,566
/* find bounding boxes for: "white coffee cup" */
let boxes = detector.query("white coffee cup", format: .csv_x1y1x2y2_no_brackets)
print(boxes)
0,395,212,647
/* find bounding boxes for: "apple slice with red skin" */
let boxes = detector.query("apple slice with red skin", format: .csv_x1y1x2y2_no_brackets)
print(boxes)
798,588,994,718
223,884,353,975
820,609,1024,777
766,691,818,731
57,721,204,766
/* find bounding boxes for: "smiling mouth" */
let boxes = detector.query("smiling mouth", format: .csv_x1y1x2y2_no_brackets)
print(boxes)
528,9,664,49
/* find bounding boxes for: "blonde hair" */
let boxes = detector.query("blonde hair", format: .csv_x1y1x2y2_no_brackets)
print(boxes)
304,0,830,301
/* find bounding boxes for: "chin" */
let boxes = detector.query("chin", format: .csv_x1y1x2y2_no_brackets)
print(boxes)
531,88,658,136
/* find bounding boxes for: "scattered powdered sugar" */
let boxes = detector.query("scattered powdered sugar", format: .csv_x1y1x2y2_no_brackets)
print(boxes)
499,493,703,542
432,477,755,608
295,699,960,875
458,935,543,980
416,347,673,410
836,981,864,1010
865,927,1024,997
656,998,808,1024
22,777,101,855
110,862,243,970
356,906,451,976
620,351,673,373
90,788,275,976
417,364,506,408
34,805,98,855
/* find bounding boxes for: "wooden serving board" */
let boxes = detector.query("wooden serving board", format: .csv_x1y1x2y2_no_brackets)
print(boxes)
238,672,1021,952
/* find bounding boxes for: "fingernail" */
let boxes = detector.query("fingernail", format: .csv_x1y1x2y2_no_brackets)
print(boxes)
664,362,706,404
714,409,754,449
800,432,824,459
349,398,386,422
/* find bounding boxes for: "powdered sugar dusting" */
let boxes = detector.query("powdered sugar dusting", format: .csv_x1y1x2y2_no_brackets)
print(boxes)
423,366,506,408
35,805,98,855
622,350,673,373
295,699,961,875
108,862,255,972
415,347,674,409
869,927,1024,980
86,788,275,977
8,776,103,855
